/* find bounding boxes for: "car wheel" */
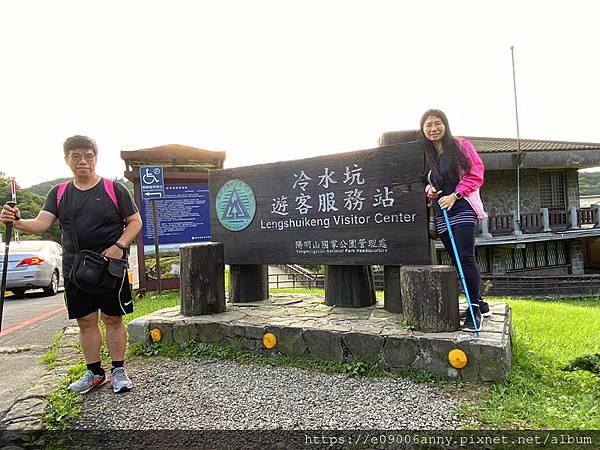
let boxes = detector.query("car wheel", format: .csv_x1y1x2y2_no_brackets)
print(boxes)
11,288,26,299
44,271,59,296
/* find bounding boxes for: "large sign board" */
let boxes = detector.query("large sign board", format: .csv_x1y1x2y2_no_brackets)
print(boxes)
140,183,211,246
209,142,429,265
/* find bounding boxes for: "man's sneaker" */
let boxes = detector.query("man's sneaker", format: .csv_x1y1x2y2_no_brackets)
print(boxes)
68,370,107,394
110,367,133,393
461,300,492,319
463,306,483,332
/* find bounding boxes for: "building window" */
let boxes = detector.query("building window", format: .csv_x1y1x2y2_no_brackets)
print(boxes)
539,171,566,210
505,241,568,272
437,247,491,274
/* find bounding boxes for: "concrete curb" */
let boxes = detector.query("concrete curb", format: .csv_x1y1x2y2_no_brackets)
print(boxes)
0,326,80,448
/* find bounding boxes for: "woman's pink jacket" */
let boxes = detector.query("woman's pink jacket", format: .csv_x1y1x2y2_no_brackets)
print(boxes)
425,137,487,221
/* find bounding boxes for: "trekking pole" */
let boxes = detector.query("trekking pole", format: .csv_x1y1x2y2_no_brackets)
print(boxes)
442,208,479,336
0,201,17,336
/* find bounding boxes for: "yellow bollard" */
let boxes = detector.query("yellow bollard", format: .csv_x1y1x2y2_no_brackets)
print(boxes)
262,333,277,349
448,349,468,369
150,328,162,343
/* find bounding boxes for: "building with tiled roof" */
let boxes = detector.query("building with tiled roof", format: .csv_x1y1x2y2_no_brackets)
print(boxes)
379,131,600,296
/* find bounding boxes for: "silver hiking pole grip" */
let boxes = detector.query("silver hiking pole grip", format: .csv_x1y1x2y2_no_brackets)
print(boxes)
442,208,479,336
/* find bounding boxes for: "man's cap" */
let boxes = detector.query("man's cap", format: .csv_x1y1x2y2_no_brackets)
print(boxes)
63,135,98,154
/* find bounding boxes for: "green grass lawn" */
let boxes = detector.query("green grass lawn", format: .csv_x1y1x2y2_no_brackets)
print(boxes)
464,297,600,429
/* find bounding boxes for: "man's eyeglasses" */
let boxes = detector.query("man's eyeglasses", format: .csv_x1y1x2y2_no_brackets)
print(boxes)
68,152,96,162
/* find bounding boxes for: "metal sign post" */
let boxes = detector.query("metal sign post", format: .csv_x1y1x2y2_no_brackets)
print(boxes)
139,166,165,293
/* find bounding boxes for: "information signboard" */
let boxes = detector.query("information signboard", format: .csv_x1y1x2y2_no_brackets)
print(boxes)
210,141,429,265
140,183,211,246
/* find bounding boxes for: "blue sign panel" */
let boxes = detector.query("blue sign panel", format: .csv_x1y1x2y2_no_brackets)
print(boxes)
140,183,211,246
139,165,165,200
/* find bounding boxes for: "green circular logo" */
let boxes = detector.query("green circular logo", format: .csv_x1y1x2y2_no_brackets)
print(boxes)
215,179,256,231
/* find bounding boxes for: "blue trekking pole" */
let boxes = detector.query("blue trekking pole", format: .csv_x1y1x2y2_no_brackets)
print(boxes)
442,208,479,336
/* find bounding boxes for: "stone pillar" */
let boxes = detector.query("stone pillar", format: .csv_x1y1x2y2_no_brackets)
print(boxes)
325,265,376,307
180,242,226,316
568,206,579,230
401,265,459,332
570,240,585,275
512,209,522,236
384,265,402,314
229,265,269,303
480,216,493,239
541,208,552,232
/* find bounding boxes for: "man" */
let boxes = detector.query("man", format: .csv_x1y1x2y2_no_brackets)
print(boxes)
0,135,142,394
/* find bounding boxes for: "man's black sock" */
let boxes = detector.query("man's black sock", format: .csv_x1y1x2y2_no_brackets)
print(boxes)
111,360,124,371
86,361,105,376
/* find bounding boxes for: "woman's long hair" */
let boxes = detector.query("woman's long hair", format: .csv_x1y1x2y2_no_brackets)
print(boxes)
420,109,470,189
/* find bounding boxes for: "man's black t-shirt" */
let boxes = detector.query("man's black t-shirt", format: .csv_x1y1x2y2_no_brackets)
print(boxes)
42,179,138,277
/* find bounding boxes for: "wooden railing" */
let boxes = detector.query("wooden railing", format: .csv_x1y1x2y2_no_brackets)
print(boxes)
485,206,599,237
489,214,514,235
481,275,600,297
548,210,568,229
578,207,598,226
520,212,543,233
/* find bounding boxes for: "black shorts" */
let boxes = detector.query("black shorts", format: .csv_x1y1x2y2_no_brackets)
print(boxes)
63,278,134,319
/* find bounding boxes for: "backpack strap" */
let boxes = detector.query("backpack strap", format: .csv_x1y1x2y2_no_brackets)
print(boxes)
103,178,119,212
56,181,70,208
56,178,119,212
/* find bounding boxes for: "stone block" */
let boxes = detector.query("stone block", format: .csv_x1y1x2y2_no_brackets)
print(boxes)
222,324,265,340
343,332,384,363
195,322,222,343
476,344,510,382
266,326,307,357
266,326,308,356
382,336,419,368
127,318,151,345
304,329,344,362
172,323,196,345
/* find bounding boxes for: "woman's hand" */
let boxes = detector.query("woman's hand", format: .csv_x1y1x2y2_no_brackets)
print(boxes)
430,188,441,200
438,194,457,210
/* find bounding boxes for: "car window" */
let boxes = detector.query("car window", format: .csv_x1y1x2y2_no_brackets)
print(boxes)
0,241,45,254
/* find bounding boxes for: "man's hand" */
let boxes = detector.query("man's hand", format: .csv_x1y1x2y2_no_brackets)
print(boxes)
438,194,457,210
0,203,21,224
102,245,125,260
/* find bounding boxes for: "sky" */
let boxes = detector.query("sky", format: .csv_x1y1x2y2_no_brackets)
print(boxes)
1,0,599,189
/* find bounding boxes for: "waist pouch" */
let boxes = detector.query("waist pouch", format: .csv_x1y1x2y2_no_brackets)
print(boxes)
70,250,128,294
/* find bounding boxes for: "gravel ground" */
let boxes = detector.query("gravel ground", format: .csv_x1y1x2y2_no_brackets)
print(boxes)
72,357,467,432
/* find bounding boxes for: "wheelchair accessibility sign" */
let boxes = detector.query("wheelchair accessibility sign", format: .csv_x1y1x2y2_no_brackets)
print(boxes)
139,165,165,200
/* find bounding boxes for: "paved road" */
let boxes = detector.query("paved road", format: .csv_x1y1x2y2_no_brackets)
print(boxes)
0,289,74,422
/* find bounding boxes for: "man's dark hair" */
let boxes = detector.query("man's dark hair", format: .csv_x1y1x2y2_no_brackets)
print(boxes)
63,135,98,156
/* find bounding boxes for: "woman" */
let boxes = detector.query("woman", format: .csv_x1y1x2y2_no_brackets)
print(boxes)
421,109,489,332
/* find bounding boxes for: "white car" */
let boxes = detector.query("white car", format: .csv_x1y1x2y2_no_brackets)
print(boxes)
1,240,63,298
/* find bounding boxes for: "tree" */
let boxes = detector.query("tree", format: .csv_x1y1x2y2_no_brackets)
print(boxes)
579,171,600,195
0,177,61,242
26,177,70,196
